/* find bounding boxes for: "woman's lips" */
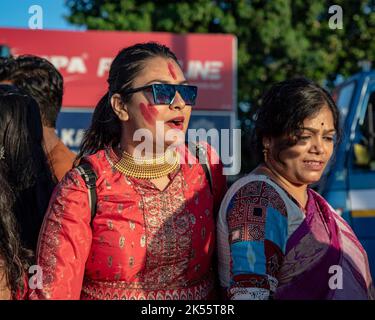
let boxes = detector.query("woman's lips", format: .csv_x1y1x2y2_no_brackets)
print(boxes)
166,121,184,130
166,117,185,130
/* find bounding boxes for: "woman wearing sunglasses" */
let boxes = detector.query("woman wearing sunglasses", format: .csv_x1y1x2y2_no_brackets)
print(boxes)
31,42,227,300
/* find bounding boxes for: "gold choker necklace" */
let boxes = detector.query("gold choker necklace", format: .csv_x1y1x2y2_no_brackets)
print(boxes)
114,149,180,179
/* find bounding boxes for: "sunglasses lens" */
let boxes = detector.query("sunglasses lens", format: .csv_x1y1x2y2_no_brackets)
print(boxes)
153,84,176,104
152,84,197,106
177,85,197,105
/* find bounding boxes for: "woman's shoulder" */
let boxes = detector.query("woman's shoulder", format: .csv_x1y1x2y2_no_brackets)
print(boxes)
69,149,112,177
226,173,287,200
80,148,112,173
220,174,289,217
309,188,354,232
55,149,110,191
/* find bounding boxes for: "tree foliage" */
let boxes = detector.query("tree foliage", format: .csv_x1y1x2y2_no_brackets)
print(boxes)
65,0,375,173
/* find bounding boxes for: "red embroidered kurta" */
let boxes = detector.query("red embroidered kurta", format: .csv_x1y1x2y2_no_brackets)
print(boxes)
30,143,226,300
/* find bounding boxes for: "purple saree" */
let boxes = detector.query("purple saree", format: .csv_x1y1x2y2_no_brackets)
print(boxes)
275,189,374,300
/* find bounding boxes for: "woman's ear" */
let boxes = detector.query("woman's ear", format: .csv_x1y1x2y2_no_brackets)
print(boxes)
111,94,129,121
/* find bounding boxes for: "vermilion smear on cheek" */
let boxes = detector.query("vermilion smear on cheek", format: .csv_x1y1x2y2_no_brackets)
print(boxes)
168,62,177,80
139,103,159,125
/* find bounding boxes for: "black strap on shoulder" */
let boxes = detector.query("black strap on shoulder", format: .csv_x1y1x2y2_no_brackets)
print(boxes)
76,163,97,226
187,142,213,194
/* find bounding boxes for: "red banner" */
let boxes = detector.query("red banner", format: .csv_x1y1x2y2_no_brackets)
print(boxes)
0,28,236,110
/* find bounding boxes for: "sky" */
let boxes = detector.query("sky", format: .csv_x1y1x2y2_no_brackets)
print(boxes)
0,0,82,30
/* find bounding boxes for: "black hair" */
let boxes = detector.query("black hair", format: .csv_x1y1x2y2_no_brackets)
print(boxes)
0,84,55,253
0,57,17,82
0,167,32,299
7,55,63,128
251,77,342,162
77,42,179,160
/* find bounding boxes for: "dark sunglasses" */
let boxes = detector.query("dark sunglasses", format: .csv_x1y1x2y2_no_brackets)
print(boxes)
120,83,198,106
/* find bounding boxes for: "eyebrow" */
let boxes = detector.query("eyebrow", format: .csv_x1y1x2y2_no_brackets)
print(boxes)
143,79,188,86
302,127,336,134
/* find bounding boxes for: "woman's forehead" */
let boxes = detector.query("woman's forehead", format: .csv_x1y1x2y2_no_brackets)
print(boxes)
137,57,183,79
303,106,334,126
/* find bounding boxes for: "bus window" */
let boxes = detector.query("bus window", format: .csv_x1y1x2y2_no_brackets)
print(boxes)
333,81,356,124
354,91,375,170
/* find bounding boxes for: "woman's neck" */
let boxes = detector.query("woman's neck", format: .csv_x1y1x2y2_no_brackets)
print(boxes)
42,126,60,154
254,163,309,209
118,140,167,160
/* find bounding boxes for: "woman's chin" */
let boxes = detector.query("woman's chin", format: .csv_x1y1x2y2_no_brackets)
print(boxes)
300,175,322,186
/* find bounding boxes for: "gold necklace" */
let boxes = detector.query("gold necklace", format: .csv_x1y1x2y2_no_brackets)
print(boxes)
114,148,180,179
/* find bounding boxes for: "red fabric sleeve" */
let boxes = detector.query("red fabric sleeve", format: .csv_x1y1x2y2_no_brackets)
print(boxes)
29,168,92,300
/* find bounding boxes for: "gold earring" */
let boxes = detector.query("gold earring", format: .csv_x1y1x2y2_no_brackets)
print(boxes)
263,145,269,162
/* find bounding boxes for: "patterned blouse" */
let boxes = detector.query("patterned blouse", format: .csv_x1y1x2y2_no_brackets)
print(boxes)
30,143,226,300
217,174,305,300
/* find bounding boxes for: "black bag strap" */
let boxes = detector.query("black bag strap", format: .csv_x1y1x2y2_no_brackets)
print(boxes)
187,142,213,194
76,163,97,226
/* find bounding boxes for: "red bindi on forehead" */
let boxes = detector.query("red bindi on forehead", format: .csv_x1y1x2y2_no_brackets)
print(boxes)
139,103,159,125
168,62,177,80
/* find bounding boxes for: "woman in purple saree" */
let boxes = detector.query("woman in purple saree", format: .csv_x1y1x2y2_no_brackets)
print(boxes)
217,78,374,300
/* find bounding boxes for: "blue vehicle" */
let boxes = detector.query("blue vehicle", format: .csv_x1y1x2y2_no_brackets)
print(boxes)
318,70,375,279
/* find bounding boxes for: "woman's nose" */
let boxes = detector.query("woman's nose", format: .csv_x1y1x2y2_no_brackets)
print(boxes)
169,91,186,110
311,137,325,154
